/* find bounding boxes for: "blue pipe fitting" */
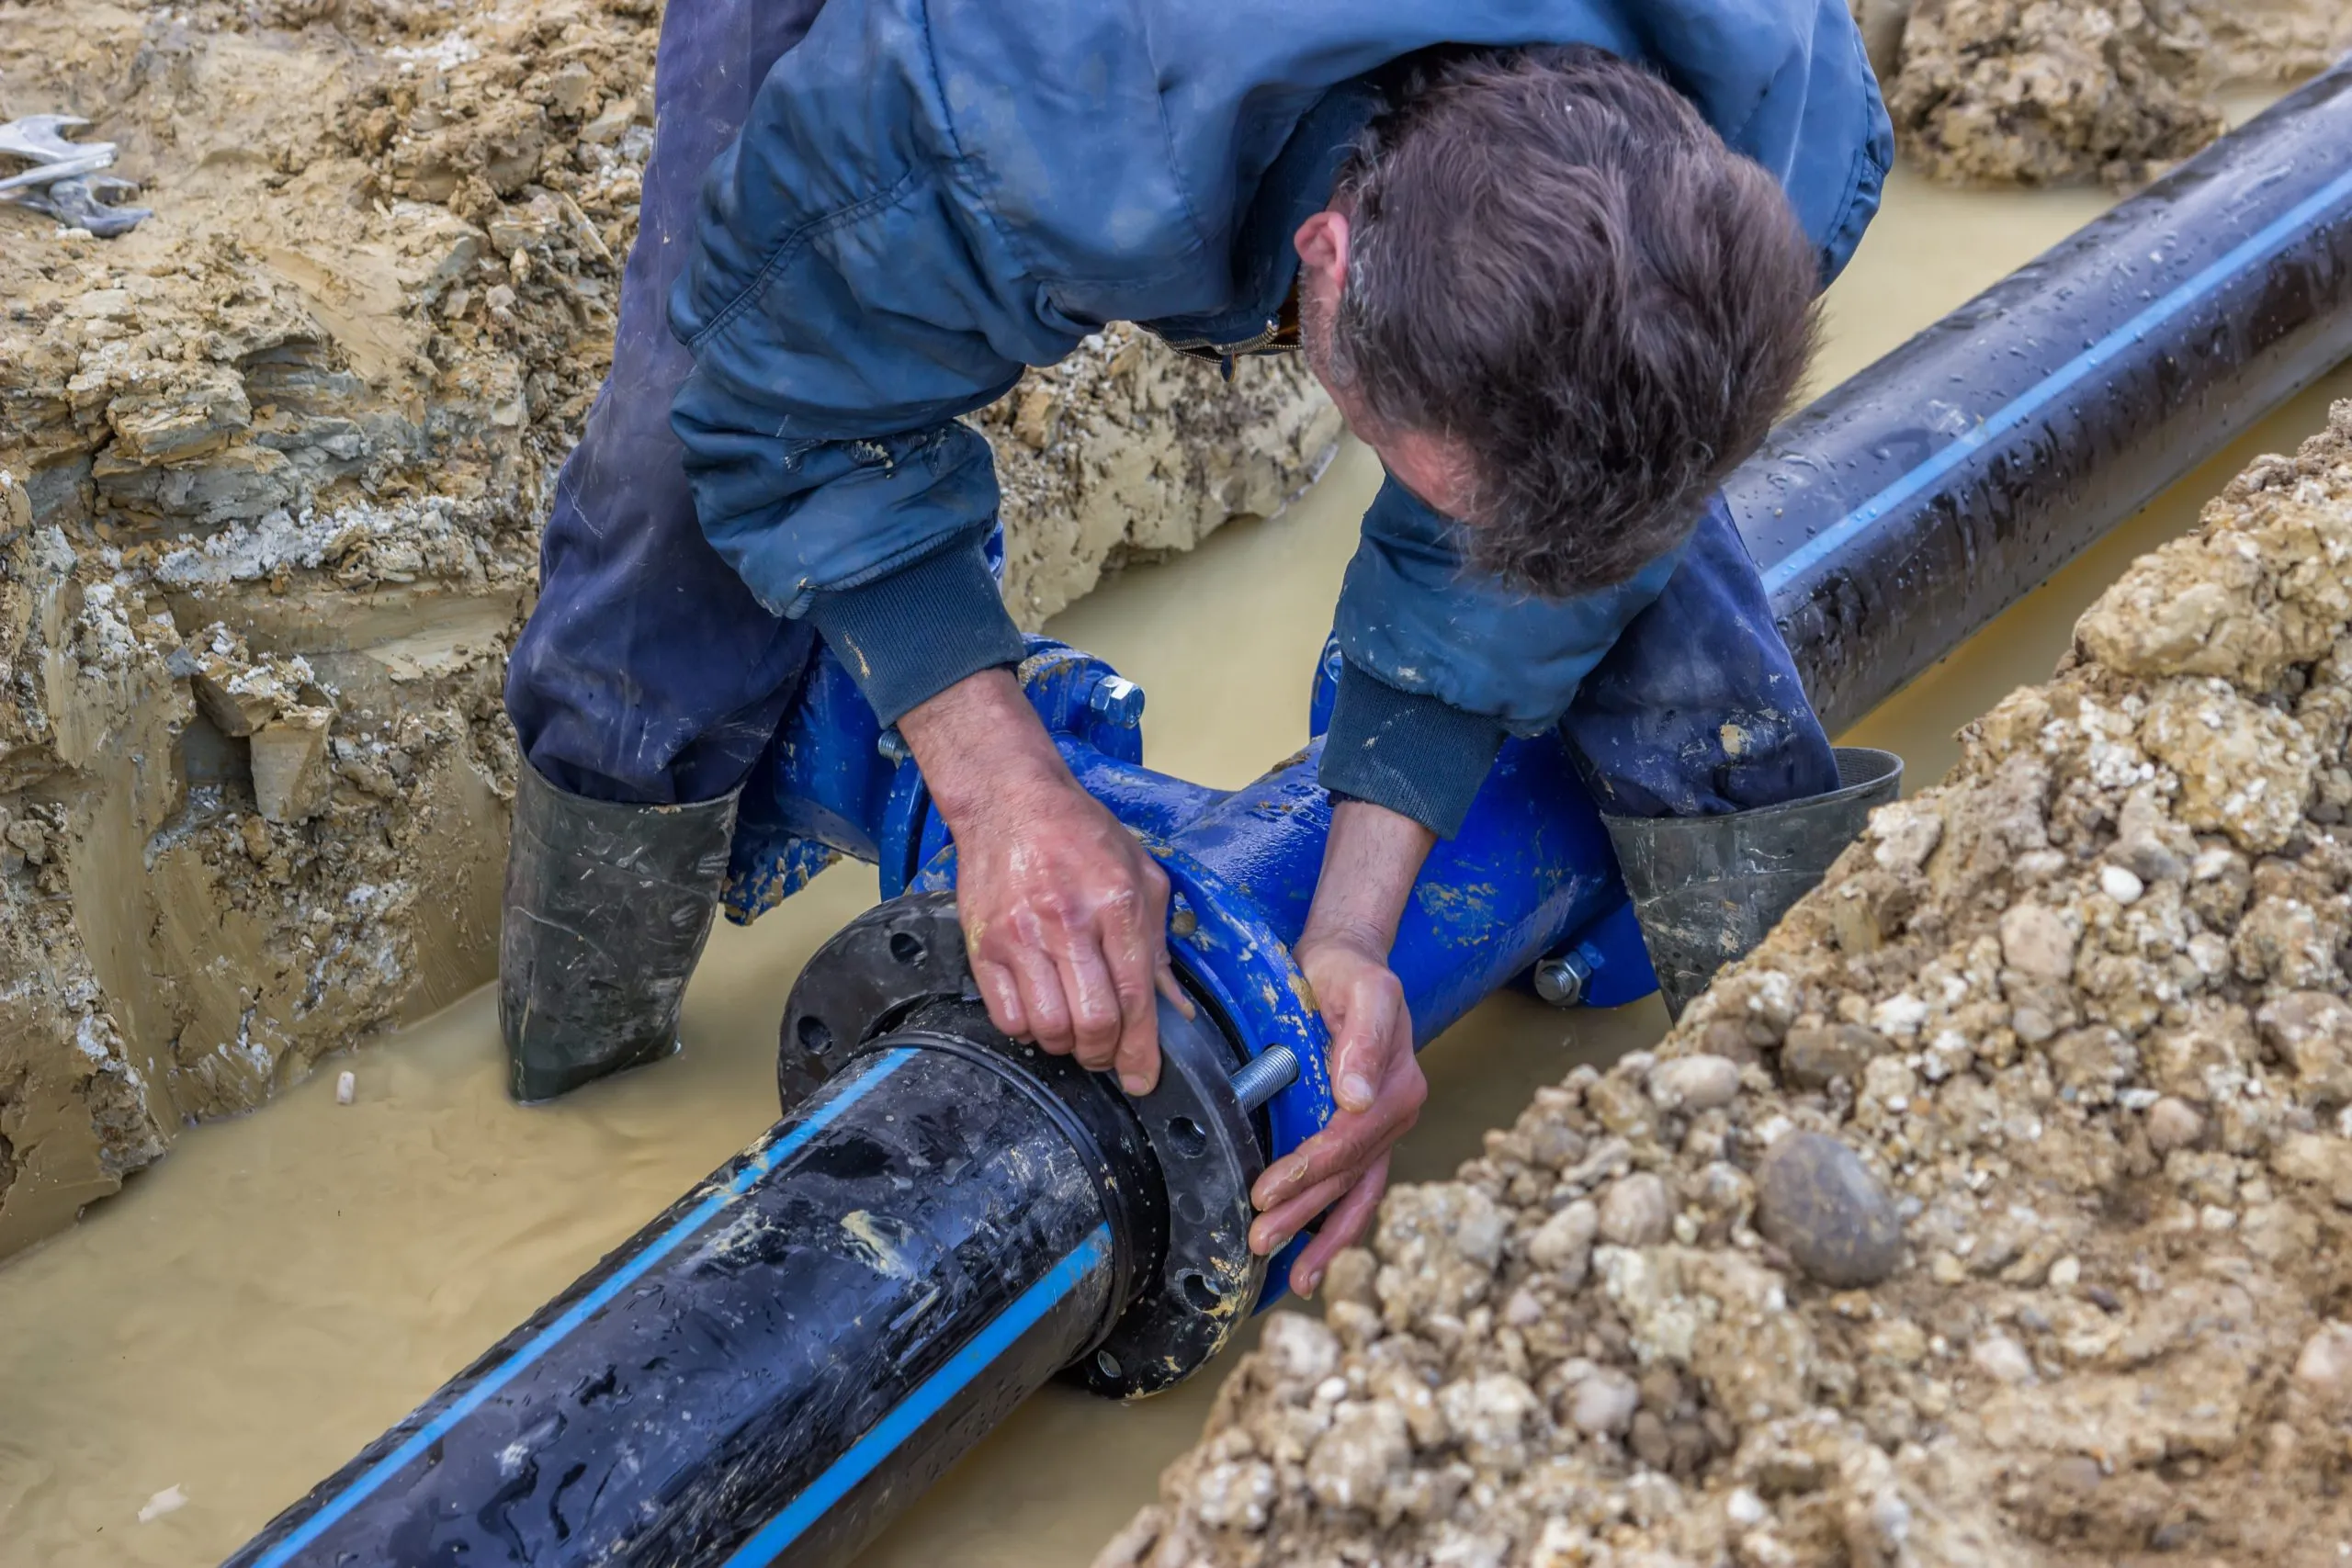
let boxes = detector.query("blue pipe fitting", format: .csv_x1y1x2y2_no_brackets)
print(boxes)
755,626,1658,1219
741,636,1154,901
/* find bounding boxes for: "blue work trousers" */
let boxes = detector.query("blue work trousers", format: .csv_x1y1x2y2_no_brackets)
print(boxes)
503,0,1837,823
504,0,829,806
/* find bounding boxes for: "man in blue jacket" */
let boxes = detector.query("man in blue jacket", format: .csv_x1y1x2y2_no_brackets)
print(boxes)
503,0,1890,1296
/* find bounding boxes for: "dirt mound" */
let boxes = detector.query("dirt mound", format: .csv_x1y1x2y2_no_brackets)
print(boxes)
1108,402,2352,1567
1886,0,2352,186
0,0,1333,1258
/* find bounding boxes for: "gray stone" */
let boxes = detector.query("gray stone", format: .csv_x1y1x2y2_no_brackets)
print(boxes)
2294,1323,2352,1411
94,442,297,527
1526,1200,1599,1284
1755,1133,1905,1288
1597,1172,1672,1248
1648,1055,1742,1113
1781,1024,1887,1090
1527,1119,1587,1172
1970,1333,2036,1385
1999,903,2078,982
1566,1368,1639,1437
2145,1096,2206,1156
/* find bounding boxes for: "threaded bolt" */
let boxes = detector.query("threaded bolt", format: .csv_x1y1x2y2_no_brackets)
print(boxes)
1532,951,1595,1009
876,728,912,764
1088,675,1146,728
1228,1045,1299,1113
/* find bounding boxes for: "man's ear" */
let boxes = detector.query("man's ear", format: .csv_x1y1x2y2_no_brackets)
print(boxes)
1295,209,1351,295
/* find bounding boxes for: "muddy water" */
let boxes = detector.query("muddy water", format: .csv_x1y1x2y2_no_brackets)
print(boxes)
4,157,2351,1568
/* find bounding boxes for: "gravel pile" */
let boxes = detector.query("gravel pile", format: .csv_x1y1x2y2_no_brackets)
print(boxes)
1104,402,2352,1566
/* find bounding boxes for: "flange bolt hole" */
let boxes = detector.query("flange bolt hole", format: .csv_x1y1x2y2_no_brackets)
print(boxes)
1179,1271,1224,1313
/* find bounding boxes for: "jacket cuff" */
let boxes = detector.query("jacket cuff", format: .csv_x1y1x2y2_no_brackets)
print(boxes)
803,535,1025,726
1318,662,1507,839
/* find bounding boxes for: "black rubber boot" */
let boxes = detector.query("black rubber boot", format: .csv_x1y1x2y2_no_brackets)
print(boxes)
499,762,741,1103
1603,747,1903,1020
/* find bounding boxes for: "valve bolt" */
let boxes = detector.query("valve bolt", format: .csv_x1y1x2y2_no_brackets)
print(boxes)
1088,675,1147,728
1532,951,1595,1009
1227,1044,1298,1113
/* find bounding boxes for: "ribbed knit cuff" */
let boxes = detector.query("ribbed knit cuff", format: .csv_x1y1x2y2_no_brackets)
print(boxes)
1317,662,1507,839
803,536,1026,726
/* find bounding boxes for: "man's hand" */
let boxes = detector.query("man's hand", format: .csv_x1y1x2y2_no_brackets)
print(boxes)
1249,799,1436,1298
899,670,1187,1094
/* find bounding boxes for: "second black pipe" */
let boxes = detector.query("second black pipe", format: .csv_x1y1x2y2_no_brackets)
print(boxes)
1736,59,2352,731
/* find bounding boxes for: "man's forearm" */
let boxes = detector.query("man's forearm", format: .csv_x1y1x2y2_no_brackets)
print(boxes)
1301,799,1438,958
896,669,1073,828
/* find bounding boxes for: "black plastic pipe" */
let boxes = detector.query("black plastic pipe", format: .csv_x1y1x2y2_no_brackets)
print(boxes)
224,1003,1161,1568
1735,58,2352,731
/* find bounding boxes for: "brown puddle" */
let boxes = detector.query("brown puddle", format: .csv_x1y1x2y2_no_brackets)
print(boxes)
2,157,2349,1568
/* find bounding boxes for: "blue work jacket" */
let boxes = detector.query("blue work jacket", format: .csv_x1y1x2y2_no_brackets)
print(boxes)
670,0,1889,832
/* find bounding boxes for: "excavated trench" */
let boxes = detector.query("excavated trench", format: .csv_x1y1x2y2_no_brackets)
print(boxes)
5,5,2352,1567
4,145,2351,1562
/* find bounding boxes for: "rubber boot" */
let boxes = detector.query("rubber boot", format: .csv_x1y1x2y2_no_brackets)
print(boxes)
1602,747,1902,1020
499,761,741,1103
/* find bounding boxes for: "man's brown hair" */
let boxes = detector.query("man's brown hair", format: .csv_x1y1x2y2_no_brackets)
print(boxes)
1331,44,1818,596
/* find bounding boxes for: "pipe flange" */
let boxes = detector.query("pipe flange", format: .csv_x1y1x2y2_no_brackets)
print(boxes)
1150,846,1336,1304
1072,995,1267,1399
778,890,973,1108
781,888,1268,1399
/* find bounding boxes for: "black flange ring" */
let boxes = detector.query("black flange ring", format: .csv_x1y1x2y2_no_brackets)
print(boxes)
778,890,1268,1398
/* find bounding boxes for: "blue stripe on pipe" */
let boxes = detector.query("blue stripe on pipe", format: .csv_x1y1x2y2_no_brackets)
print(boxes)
1762,163,2352,599
722,1223,1115,1568
249,1046,920,1568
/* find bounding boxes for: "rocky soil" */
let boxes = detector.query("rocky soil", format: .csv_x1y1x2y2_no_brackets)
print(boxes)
0,0,1335,1258
1108,402,2352,1566
1883,0,2352,186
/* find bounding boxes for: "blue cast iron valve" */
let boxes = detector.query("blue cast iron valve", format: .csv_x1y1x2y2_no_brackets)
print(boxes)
728,637,1155,914
808,632,1659,1311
